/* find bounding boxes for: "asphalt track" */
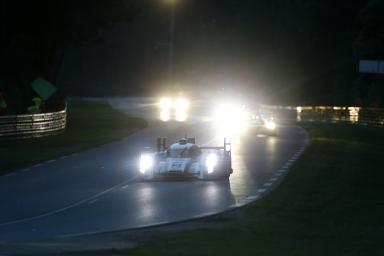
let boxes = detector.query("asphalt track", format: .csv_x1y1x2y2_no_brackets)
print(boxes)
0,98,309,243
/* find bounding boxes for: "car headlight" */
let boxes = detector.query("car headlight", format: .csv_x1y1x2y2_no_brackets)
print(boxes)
160,110,171,122
174,98,189,110
206,153,218,174
213,103,247,134
265,121,276,130
140,154,154,174
160,98,172,110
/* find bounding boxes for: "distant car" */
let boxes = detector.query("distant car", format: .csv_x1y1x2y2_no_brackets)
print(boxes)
158,97,189,122
139,137,233,180
248,112,277,136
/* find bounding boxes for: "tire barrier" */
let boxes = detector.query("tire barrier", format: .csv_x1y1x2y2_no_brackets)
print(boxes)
0,107,67,139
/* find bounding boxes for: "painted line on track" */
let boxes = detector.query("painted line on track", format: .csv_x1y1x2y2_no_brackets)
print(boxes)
20,168,30,173
0,176,139,227
257,188,267,193
246,195,259,200
87,199,99,205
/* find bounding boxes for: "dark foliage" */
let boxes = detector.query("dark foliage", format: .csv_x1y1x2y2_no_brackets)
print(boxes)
0,0,136,112
0,0,383,106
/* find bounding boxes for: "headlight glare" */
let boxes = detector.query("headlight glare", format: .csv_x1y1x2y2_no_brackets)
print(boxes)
174,98,189,110
206,153,218,174
265,121,276,130
140,154,154,174
160,98,171,110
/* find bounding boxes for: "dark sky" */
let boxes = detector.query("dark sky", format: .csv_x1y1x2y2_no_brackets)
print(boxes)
58,0,366,104
59,1,282,99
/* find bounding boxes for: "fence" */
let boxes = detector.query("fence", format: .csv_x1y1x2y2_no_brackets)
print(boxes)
0,107,67,139
260,105,384,127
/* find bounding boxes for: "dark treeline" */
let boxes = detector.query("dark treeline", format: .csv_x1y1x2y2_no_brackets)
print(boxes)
170,0,384,105
0,0,136,113
1,0,384,108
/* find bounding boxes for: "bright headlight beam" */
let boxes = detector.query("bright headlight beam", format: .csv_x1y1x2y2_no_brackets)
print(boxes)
206,153,218,174
160,110,171,122
175,110,187,122
213,103,248,134
160,98,172,110
174,98,189,110
140,154,154,174
265,121,276,130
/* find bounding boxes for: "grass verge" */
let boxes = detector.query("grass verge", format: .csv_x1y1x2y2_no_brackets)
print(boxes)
0,99,147,174
116,123,384,256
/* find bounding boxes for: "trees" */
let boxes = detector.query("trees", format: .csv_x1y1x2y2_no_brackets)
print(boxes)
355,0,384,59
0,0,136,111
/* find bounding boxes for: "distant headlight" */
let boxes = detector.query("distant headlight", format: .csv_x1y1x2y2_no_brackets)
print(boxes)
206,153,218,174
174,98,189,110
175,110,187,122
140,154,154,174
160,110,171,122
160,98,172,110
265,121,276,130
213,103,247,134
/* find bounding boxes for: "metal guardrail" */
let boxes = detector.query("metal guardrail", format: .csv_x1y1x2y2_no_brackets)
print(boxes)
0,108,67,139
261,105,384,127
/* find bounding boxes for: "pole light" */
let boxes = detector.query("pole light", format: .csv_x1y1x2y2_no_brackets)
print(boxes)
168,1,176,86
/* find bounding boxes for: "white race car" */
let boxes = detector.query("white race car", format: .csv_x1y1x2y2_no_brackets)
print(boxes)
139,137,233,180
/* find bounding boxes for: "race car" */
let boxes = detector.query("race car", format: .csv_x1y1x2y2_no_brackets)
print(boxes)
139,137,233,180
158,97,189,122
248,111,277,136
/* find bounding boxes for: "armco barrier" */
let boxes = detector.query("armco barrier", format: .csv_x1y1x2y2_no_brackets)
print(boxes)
0,107,67,139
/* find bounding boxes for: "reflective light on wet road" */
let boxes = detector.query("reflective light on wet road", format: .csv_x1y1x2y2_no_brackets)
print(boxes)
0,98,310,243
137,184,156,220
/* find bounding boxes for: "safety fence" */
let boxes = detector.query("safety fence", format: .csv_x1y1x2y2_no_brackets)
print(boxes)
0,107,67,139
261,105,384,127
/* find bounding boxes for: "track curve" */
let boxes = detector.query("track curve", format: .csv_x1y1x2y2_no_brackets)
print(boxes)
0,98,308,242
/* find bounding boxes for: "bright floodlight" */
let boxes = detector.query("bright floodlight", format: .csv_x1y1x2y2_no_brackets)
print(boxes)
140,154,154,174
206,153,218,174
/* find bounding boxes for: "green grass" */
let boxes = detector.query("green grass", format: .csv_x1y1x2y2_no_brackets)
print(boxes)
117,123,384,256
0,100,147,174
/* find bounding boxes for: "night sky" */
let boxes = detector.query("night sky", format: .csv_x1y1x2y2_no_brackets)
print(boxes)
2,0,383,106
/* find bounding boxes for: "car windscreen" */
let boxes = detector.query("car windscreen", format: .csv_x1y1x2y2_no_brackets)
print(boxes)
168,145,201,157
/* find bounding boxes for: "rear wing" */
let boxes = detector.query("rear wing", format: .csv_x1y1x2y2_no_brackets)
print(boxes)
200,138,231,157
157,137,167,152
157,137,231,158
